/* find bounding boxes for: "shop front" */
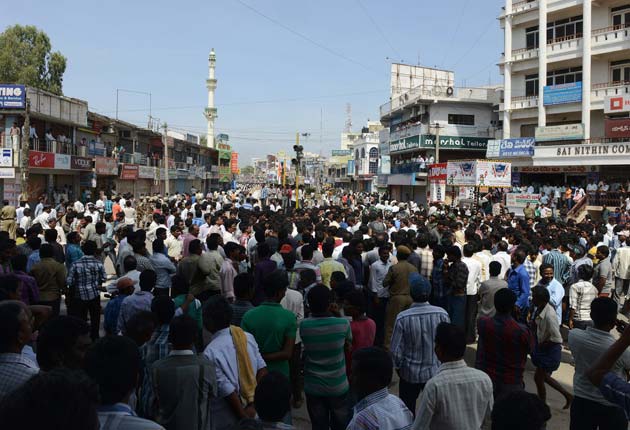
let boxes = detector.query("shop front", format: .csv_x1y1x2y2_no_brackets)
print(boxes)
95,156,118,195
138,166,157,196
117,164,139,195
26,151,82,203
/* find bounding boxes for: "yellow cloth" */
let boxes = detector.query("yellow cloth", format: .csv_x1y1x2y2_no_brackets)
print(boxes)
230,325,256,404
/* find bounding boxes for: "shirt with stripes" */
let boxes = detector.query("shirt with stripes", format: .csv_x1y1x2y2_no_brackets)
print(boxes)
66,255,106,301
300,316,352,397
347,388,413,430
542,249,571,285
390,303,450,384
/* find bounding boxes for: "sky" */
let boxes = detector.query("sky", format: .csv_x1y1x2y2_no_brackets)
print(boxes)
8,0,503,164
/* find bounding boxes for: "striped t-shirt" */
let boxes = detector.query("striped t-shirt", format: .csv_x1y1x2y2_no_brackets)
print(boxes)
300,316,352,397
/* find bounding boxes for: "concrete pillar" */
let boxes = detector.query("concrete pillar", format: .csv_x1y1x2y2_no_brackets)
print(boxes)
504,0,513,139
538,0,547,127
582,0,592,139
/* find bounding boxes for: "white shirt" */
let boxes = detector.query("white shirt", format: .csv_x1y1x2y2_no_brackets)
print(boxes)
19,216,31,230
491,251,511,280
281,289,304,344
461,257,482,295
369,259,392,298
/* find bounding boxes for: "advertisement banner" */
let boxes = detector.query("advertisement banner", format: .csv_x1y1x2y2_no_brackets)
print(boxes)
428,163,448,181
0,84,26,109
138,166,155,179
605,119,630,138
95,157,118,175
506,193,541,208
486,138,535,158
347,160,356,177
54,154,71,170
0,168,15,178
446,161,477,186
230,152,239,174
475,161,512,187
0,149,11,167
71,156,92,170
535,124,584,142
459,187,476,201
605,94,630,114
28,151,55,169
120,164,139,180
543,81,582,106
380,156,391,175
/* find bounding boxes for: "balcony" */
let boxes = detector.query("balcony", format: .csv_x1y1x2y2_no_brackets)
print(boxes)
547,34,582,63
591,81,630,108
512,0,538,14
592,25,630,55
511,47,539,62
390,124,425,142
391,162,428,175
508,95,539,110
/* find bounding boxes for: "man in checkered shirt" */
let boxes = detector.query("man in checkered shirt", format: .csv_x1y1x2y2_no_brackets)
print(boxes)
67,240,106,340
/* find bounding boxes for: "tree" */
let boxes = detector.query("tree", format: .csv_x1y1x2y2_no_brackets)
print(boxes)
241,165,255,175
0,25,67,95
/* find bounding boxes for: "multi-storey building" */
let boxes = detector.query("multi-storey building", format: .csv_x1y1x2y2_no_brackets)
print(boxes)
500,0,630,189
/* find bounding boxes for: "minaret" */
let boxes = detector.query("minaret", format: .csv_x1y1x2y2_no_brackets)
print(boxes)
204,49,217,148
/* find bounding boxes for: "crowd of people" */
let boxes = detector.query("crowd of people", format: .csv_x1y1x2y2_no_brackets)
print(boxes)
1,185,630,429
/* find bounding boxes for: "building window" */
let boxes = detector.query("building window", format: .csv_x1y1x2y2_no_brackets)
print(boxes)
369,160,378,175
611,60,630,84
525,74,539,96
547,16,583,42
612,5,630,28
369,148,378,158
355,149,359,159
448,114,475,126
526,26,539,49
546,67,582,86
361,148,365,158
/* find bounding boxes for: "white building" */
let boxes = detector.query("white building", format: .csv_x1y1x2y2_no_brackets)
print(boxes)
347,122,384,192
500,0,630,188
380,64,501,202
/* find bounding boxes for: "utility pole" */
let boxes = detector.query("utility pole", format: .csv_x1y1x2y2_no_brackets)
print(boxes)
163,122,169,196
21,99,31,202
293,133,304,210
433,122,443,163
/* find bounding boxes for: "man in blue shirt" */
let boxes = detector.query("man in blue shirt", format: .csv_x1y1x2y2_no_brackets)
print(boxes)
507,249,531,321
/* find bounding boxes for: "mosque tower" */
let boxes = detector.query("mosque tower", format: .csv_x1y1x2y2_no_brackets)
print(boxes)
204,49,217,148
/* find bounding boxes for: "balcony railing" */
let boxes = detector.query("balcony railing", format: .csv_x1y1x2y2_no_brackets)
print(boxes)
512,0,538,14
592,81,630,101
593,25,630,49
511,47,539,62
510,95,539,109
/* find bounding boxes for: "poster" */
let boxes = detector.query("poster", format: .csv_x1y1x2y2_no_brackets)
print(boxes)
475,161,512,187
446,161,477,186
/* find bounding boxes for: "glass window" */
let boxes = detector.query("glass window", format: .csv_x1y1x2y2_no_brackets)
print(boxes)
448,114,475,125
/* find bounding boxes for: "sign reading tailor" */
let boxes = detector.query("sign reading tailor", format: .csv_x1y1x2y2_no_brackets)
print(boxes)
71,156,92,170
28,151,55,168
389,136,420,153
428,163,448,181
605,95,630,114
543,81,582,106
120,164,139,180
54,154,70,170
95,157,118,175
428,135,489,150
535,124,584,142
605,119,630,138
0,84,26,109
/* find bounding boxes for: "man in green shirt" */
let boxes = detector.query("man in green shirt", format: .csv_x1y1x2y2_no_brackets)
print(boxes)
241,270,296,378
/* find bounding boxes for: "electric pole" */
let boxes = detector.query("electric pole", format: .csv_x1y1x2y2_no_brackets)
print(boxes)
21,99,31,202
163,122,169,196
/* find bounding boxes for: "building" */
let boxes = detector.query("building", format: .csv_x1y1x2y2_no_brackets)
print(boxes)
499,0,630,194
347,122,383,192
380,64,501,202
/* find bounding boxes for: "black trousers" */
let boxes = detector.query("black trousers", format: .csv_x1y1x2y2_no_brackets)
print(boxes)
37,298,61,317
465,294,478,344
68,297,101,340
398,378,425,417
570,395,627,430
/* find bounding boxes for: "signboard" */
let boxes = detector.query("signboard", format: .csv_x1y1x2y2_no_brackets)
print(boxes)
380,155,391,175
28,151,55,169
120,164,139,180
486,139,501,158
429,182,446,202
0,149,11,167
71,156,92,170
0,84,26,109
543,81,582,106
331,149,352,156
347,160,355,177
535,124,584,142
475,161,512,187
428,163,448,181
138,166,155,179
230,152,239,174
486,138,535,158
54,154,71,170
515,165,596,173
390,135,489,153
0,168,15,179
95,157,118,175
534,142,630,164
459,187,476,201
605,119,630,138
605,94,630,114
447,161,477,186
390,135,420,153
506,193,541,208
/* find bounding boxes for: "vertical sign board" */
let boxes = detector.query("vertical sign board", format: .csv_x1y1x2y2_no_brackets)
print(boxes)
230,152,239,174
427,163,448,203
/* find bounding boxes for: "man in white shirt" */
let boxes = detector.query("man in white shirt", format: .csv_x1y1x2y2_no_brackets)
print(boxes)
461,244,482,344
491,241,511,279
33,206,52,228
19,208,32,230
368,246,392,347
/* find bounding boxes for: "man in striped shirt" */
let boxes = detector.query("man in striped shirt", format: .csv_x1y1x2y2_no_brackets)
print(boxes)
391,272,449,416
300,284,352,430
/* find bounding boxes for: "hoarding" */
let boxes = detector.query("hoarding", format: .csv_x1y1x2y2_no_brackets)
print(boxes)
446,161,477,186
428,163,447,181
605,94,630,114
486,138,535,158
0,149,12,167
71,156,92,170
28,151,55,169
543,82,582,106
230,152,239,174
380,156,391,175
120,164,139,180
331,149,352,156
0,84,26,109
605,118,630,138
535,124,584,142
506,193,541,208
95,157,118,175
475,161,512,187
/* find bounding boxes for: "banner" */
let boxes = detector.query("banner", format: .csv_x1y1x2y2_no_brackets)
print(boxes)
0,168,15,178
543,82,582,106
605,119,630,138
120,164,139,180
54,154,71,170
380,155,391,175
428,163,447,181
506,193,541,208
230,152,239,174
0,84,26,109
535,124,584,142
138,166,155,179
429,182,446,202
475,161,512,187
0,149,12,167
71,156,92,170
28,151,55,168
95,157,118,175
347,160,355,177
446,161,477,186
605,94,630,114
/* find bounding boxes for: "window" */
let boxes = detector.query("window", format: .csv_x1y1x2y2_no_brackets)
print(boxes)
547,15,583,42
448,114,475,126
611,60,630,83
546,67,582,87
360,148,366,158
369,147,378,159
526,26,539,49
612,5,630,28
355,149,359,159
369,160,378,175
525,74,539,96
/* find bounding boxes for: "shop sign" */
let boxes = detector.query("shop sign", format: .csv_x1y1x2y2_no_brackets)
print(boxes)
605,119,630,138
54,154,71,170
71,156,92,170
0,149,12,167
486,138,535,158
428,182,446,203
515,165,595,174
543,81,582,106
535,124,584,142
95,157,118,175
539,143,630,157
138,166,155,179
459,187,476,201
28,151,55,168
0,84,26,109
120,164,139,180
390,135,419,153
347,160,355,176
426,135,489,150
331,149,352,156
380,156,391,175
605,94,630,114
0,168,15,178
428,163,448,181
230,152,239,174
506,193,541,208
169,169,177,179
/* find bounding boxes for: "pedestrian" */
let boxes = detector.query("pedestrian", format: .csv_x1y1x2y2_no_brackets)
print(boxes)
444,246,468,329
477,261,508,318
382,245,417,349
569,264,599,330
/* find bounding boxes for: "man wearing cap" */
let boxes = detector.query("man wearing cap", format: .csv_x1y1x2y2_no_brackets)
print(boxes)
0,200,17,240
390,272,449,416
383,245,418,350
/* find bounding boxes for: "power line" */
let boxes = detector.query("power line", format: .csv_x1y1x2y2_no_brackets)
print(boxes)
439,0,472,67
354,0,403,60
235,0,379,74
